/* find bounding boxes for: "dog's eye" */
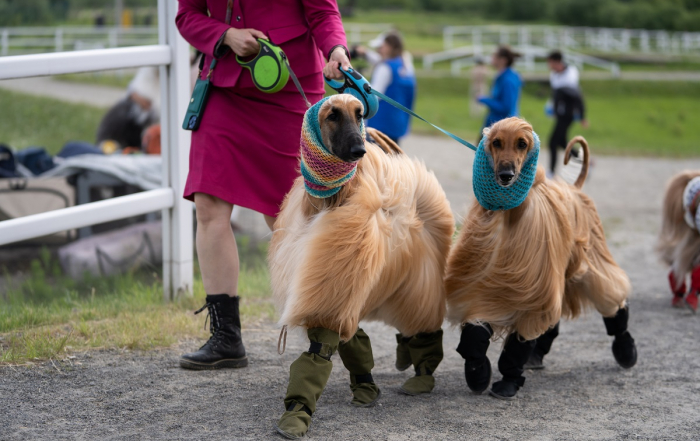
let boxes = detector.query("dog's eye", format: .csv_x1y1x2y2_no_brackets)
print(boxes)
492,139,502,148
326,111,338,122
356,110,362,121
518,139,528,150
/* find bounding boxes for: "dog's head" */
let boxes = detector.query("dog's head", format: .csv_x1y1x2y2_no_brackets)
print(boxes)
482,117,536,187
318,95,366,162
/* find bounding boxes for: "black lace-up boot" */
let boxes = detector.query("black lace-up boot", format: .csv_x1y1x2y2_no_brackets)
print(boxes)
456,323,493,394
179,294,247,370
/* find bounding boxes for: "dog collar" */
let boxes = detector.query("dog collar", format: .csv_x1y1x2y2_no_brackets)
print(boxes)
300,97,366,199
472,132,541,211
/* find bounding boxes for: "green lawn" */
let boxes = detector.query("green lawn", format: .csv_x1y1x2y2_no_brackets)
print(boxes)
0,88,103,155
0,239,273,365
412,77,700,157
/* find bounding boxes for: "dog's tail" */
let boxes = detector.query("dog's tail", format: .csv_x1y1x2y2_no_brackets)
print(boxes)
564,135,590,189
366,128,404,155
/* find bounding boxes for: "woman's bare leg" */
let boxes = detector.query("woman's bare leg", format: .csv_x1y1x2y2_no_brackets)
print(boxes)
194,193,239,297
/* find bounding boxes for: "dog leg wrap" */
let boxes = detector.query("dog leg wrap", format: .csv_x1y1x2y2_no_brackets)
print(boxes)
277,328,339,439
400,329,444,395
338,328,381,407
456,323,493,393
602,305,638,369
395,333,413,371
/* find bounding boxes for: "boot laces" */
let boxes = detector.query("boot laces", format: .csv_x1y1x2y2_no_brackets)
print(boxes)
194,302,224,347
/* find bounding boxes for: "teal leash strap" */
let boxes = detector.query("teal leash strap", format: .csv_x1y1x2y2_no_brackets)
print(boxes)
370,89,477,151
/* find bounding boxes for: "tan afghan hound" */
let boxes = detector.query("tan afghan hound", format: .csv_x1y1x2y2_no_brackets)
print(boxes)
445,117,637,401
656,170,700,312
270,94,453,439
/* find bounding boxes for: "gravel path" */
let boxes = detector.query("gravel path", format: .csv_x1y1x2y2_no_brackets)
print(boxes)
2,134,699,440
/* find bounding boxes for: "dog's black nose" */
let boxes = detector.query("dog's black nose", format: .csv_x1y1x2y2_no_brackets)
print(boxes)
350,144,366,160
498,169,515,183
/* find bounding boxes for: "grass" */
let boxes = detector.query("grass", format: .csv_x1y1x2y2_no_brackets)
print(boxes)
0,239,274,365
55,72,134,89
0,88,103,156
412,76,700,157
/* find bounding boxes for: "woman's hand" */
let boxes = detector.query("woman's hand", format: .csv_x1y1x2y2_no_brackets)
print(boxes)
323,46,352,80
223,28,267,57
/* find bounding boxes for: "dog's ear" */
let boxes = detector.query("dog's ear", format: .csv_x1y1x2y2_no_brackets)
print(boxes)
482,126,491,139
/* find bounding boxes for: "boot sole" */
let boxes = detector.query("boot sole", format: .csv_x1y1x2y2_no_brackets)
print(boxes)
275,426,304,440
398,386,431,396
488,389,516,401
351,389,382,408
524,363,545,370
179,356,248,370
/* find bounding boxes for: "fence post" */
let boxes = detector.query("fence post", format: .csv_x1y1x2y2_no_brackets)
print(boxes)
1,29,8,56
159,0,194,300
55,28,63,52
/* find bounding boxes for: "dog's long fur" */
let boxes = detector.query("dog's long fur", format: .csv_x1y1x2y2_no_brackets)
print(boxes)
445,117,630,340
269,95,454,341
656,170,700,280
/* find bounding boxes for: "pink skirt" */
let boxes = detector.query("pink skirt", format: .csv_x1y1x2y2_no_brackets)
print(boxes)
184,86,323,217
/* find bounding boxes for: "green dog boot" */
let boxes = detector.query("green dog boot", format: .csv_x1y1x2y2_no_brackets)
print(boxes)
399,329,444,396
276,328,340,439
339,328,381,407
276,402,312,440
395,333,412,371
350,374,382,407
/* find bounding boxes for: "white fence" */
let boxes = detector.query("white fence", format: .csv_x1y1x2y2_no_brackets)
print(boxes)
0,26,158,56
1,23,391,57
0,0,193,300
443,25,700,55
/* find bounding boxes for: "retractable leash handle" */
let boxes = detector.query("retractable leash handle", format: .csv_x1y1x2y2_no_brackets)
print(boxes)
324,67,379,119
325,67,476,151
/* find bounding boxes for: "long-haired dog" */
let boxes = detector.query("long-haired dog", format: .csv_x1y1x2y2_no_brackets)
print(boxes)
445,117,637,400
270,94,453,439
656,170,700,312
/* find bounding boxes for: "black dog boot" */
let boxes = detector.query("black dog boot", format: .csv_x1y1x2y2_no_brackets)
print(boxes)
395,333,412,371
525,322,560,370
339,328,381,407
603,305,637,369
456,323,493,394
489,332,535,400
180,294,247,370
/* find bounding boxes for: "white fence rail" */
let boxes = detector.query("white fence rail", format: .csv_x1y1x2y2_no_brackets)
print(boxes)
0,26,158,56
443,25,700,55
1,23,392,57
0,0,193,300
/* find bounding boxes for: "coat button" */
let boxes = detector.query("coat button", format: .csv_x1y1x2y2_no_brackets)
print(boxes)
236,16,241,21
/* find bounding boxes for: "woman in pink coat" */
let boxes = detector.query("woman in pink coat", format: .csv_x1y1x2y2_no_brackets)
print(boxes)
175,0,350,374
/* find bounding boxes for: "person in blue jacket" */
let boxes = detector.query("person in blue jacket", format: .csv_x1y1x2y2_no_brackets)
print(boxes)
477,45,522,140
357,31,416,145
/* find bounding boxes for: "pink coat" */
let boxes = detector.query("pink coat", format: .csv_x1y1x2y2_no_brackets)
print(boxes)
176,0,347,95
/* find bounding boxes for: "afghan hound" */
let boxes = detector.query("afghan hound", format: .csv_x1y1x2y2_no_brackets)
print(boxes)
656,170,700,312
445,117,637,400
269,94,453,439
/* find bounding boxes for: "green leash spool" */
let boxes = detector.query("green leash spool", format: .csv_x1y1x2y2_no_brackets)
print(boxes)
237,39,289,93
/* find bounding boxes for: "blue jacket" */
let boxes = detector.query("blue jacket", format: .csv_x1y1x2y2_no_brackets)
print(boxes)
367,57,416,140
479,67,522,127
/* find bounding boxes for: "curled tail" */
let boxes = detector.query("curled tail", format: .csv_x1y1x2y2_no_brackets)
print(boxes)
366,127,404,155
564,135,590,189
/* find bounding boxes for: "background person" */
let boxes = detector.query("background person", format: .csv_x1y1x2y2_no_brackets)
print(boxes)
175,0,350,371
355,31,416,145
547,50,588,176
477,45,522,141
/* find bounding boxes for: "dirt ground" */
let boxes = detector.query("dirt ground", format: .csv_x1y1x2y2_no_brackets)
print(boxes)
2,134,699,440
